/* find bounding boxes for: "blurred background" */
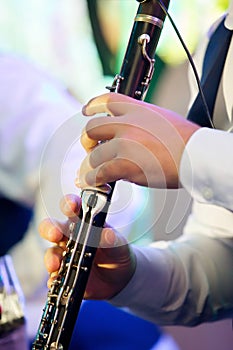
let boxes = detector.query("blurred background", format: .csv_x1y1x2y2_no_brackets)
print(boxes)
0,0,229,103
0,0,232,349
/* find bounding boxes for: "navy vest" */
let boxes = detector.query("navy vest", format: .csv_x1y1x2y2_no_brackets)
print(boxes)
187,17,232,127
0,197,32,256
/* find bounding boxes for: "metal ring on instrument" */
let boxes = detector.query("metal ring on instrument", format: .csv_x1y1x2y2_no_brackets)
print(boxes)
135,14,163,28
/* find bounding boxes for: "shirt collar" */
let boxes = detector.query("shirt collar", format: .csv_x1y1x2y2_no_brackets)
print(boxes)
225,0,233,29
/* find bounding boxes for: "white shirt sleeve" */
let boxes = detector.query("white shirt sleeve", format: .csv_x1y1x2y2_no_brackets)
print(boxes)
110,201,233,325
179,127,233,211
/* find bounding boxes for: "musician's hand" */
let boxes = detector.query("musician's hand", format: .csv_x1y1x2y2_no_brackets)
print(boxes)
78,93,200,189
39,194,136,300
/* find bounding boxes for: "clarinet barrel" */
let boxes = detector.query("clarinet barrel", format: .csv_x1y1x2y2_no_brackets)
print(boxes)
111,0,170,99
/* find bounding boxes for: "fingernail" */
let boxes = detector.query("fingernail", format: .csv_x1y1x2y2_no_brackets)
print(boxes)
63,202,72,213
82,105,87,115
75,177,82,188
105,229,117,246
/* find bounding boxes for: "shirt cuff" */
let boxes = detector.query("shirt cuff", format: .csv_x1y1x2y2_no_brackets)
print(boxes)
179,127,233,211
110,246,172,315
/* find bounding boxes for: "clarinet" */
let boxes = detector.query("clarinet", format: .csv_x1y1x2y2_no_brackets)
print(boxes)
32,1,170,349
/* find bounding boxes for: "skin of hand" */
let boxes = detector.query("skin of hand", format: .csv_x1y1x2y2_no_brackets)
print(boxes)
39,194,136,300
77,93,200,189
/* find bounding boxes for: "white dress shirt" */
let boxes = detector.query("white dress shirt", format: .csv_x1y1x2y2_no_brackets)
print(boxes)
111,2,233,325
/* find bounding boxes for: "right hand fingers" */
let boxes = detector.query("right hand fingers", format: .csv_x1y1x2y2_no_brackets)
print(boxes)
39,194,82,243
39,218,65,243
39,218,67,288
59,194,82,220
44,245,64,282
44,246,64,288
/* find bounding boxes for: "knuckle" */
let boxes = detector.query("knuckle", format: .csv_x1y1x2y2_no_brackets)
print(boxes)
112,138,125,154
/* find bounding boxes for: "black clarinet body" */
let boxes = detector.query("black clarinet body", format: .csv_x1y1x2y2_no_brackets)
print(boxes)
32,1,169,349
112,0,169,98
